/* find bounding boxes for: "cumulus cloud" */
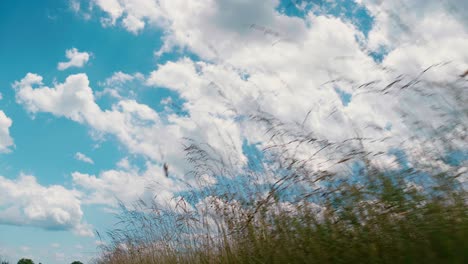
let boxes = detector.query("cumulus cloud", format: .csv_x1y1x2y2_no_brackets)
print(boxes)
71,163,178,206
0,174,93,237
93,0,124,26
91,0,164,33
75,152,94,164
95,71,144,99
122,14,146,34
0,110,14,153
57,48,91,71
87,0,468,72
139,0,467,171
361,0,468,50
14,73,99,122
13,71,245,206
14,71,245,178
116,157,131,170
15,0,468,206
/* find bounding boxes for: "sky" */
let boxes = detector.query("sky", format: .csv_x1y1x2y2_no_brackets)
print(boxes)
0,0,467,263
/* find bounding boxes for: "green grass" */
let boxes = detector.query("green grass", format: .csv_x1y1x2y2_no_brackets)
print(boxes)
95,69,467,264
95,159,467,264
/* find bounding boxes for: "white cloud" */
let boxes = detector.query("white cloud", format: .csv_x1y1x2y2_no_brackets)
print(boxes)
20,246,30,252
14,71,245,178
15,0,468,207
0,110,14,153
96,71,144,99
70,0,92,20
102,71,137,86
92,0,164,32
57,48,91,71
14,73,99,123
96,71,145,99
75,152,94,164
70,0,81,13
122,14,146,34
116,157,131,170
51,243,60,248
72,163,178,206
361,0,468,50
95,87,122,99
93,0,124,26
0,174,93,237
141,2,466,172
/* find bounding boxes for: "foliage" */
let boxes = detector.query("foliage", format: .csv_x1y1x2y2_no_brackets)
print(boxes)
17,259,34,264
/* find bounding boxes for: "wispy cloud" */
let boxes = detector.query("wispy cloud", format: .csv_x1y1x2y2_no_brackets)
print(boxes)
75,152,94,164
51,243,60,248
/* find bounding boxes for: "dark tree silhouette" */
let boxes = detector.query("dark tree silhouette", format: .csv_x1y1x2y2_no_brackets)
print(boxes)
17,259,34,264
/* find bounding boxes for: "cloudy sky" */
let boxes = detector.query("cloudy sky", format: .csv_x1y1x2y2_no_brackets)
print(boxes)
0,0,467,263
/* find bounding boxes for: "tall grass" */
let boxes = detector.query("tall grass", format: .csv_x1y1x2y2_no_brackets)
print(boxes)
95,68,467,264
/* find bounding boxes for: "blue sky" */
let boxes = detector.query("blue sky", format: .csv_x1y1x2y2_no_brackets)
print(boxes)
0,1,169,262
1,0,467,263
2,1,123,262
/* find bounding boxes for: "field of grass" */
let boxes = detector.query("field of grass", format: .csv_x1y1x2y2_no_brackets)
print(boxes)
95,170,467,264
95,70,467,264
